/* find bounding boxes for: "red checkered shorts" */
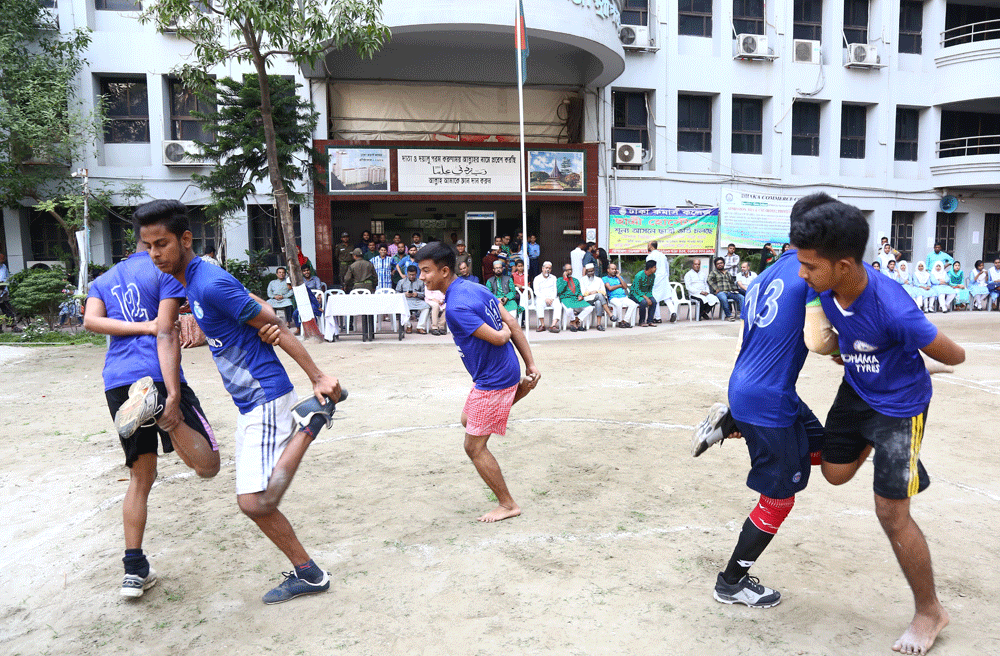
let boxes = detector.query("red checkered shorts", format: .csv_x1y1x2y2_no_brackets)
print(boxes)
463,383,519,437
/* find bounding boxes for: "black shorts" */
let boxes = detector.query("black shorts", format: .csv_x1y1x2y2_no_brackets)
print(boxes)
823,379,930,499
736,401,825,499
105,381,215,468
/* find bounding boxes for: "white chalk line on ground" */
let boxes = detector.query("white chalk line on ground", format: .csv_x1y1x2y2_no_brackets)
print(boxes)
933,374,1000,396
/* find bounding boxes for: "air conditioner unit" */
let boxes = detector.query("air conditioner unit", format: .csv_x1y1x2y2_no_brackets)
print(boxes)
793,39,821,64
619,25,650,49
737,34,768,57
162,140,207,166
848,43,879,66
26,260,62,270
615,142,643,166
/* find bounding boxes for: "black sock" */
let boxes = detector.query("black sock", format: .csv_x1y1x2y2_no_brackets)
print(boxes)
295,559,324,584
301,413,328,440
123,549,149,578
722,518,775,585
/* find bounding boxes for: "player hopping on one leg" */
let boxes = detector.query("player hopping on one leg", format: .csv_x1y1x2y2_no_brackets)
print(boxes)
792,192,963,655
136,199,343,604
418,242,540,522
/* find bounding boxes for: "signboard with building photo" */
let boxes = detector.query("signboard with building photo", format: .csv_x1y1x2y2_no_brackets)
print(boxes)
397,149,521,193
608,206,719,255
328,147,389,192
528,150,585,193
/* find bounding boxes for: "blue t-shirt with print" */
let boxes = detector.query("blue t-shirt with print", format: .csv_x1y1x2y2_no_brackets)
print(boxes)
445,277,520,390
184,257,293,413
88,251,187,391
729,249,817,428
820,262,938,418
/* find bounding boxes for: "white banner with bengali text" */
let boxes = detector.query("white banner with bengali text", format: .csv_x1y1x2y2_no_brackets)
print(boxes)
397,149,521,194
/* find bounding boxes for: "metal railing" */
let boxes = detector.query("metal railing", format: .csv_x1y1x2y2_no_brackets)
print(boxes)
941,19,1000,48
936,134,1000,157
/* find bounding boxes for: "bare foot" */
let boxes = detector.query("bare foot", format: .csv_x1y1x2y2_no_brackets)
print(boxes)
892,607,949,655
477,503,521,523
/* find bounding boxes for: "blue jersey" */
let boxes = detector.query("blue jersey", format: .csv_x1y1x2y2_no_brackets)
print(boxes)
183,257,293,414
820,263,938,418
445,277,521,390
729,249,816,428
88,252,187,391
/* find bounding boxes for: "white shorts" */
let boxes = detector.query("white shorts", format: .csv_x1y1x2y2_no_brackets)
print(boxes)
235,391,299,495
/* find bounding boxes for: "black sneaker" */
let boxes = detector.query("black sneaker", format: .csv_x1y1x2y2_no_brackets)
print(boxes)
713,572,780,608
262,570,330,604
670,312,677,323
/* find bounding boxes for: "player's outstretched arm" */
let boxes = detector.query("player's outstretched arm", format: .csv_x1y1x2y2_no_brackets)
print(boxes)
498,304,541,386
83,297,156,336
246,307,341,403
155,298,184,431
920,332,966,367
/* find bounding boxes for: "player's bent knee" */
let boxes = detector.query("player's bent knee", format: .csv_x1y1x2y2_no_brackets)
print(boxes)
821,462,854,485
237,493,276,519
464,435,488,458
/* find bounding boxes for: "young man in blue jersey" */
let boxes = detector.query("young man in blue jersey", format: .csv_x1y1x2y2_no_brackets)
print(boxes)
417,242,540,523
792,192,963,656
692,222,826,609
135,199,343,604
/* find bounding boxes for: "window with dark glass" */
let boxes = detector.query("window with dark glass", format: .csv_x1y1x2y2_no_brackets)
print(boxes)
983,214,1000,261
891,211,914,261
840,104,866,159
28,208,70,261
249,204,302,267
678,95,712,153
679,0,712,37
95,0,141,10
734,0,764,35
936,214,956,254
100,77,149,143
621,0,649,26
843,0,868,44
899,0,923,54
108,209,134,263
944,4,1000,47
612,90,650,152
792,102,820,156
168,78,216,142
732,97,763,154
939,110,1000,157
793,0,822,40
895,108,919,161
185,207,218,259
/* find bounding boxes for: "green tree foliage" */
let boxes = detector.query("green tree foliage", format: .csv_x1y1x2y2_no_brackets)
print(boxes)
224,248,272,298
0,0,102,272
11,267,67,329
192,75,325,224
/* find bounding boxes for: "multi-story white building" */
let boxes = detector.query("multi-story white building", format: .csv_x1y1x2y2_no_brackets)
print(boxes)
3,0,998,281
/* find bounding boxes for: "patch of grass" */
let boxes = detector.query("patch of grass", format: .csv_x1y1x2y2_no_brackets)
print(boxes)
484,488,498,503
0,330,106,346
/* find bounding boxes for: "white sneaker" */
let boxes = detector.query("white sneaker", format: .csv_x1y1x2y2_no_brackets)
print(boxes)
692,403,731,457
713,573,780,608
114,377,161,439
120,568,158,599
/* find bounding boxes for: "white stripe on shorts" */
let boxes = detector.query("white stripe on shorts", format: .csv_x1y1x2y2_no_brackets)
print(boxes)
234,391,299,495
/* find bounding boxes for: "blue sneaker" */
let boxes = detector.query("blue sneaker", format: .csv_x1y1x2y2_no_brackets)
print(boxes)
262,570,330,604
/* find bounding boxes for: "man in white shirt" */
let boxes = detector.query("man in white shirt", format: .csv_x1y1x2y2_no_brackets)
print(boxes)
988,257,1000,310
531,261,562,332
570,242,587,280
723,243,740,277
646,241,679,323
684,258,720,320
735,261,757,293
580,263,612,331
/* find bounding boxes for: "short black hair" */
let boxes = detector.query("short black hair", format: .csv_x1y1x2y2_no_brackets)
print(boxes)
417,241,455,273
934,241,943,248
649,241,658,249
727,243,736,248
204,241,216,254
412,232,421,239
134,199,190,240
788,192,868,263
644,260,656,271
714,257,725,265
406,264,418,272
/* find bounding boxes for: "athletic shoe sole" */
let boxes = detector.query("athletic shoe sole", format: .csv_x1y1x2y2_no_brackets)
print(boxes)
692,403,730,457
713,573,781,608
120,568,158,599
712,589,781,608
114,376,161,439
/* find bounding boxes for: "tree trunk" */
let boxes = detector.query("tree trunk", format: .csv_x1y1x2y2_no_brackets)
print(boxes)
49,208,80,274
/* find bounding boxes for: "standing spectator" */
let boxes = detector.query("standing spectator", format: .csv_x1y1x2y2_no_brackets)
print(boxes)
411,232,425,251
267,267,296,332
355,230,372,253
582,242,600,276
758,243,777,272
723,243,740,277
580,262,612,331
526,234,541,282
603,262,637,327
396,265,429,334
388,234,404,257
736,261,757,294
372,245,393,290
925,242,954,271
646,241,679,323
455,240,473,274
201,242,221,267
482,245,500,282
531,261,561,332
394,245,418,282
570,241,587,280
988,257,1000,310
500,234,513,258
511,259,526,293
707,257,744,321
364,242,377,261
0,251,8,282
629,260,657,327
685,258,721,320
968,260,990,310
880,236,901,262
344,249,377,340
511,231,523,256
334,232,353,286
487,260,523,320
557,263,593,332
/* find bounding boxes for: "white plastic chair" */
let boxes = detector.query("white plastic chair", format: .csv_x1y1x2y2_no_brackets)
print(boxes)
522,286,538,326
670,281,698,321
374,287,399,332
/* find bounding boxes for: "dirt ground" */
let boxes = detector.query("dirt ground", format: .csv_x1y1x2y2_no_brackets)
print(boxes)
1,313,998,656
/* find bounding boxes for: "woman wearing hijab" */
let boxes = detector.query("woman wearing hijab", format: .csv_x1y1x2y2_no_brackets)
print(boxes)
912,261,934,312
758,243,776,272
896,260,917,303
931,261,954,312
968,260,990,310
947,261,970,309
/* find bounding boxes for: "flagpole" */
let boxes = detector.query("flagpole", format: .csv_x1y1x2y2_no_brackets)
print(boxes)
516,0,529,342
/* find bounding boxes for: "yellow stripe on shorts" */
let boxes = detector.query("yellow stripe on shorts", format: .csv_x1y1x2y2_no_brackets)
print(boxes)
907,412,925,497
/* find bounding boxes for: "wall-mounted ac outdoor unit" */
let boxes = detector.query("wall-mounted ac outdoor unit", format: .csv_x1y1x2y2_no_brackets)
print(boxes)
619,25,650,49
793,39,821,64
162,140,207,166
847,43,879,66
615,142,643,166
737,34,768,57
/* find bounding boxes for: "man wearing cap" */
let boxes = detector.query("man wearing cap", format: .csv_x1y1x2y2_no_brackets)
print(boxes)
334,232,353,287
343,248,377,340
482,245,500,284
532,261,561,332
455,240,473,274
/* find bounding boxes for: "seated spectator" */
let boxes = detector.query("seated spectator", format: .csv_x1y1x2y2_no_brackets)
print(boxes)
457,261,479,284
531,260,562,332
558,263,594,332
989,257,1000,310
911,261,935,312
871,260,881,271
947,261,970,310
267,266,297,332
396,265,430,333
486,260,524,319
580,262,612,331
293,264,323,328
723,243,740,277
684,258,720,320
629,260,657,327
201,242,221,267
931,261,954,312
425,285,447,335
706,257,743,321
735,261,757,294
883,259,898,278
968,260,990,310
603,262,637,327
896,261,918,303
302,264,322,291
